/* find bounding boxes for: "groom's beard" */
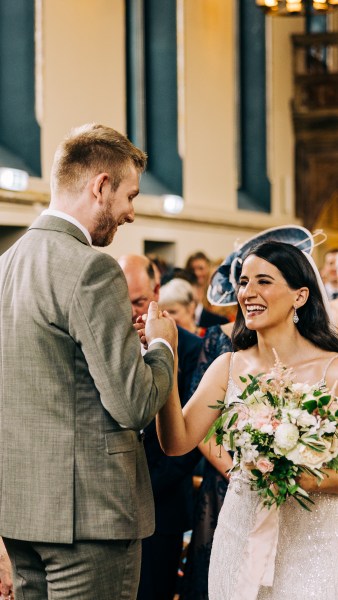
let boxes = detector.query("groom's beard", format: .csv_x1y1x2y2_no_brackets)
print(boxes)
91,198,118,247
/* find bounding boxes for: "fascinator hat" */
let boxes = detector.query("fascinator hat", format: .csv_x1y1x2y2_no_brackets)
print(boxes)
207,224,326,307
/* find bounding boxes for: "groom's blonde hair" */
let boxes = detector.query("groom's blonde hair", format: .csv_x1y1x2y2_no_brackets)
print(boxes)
51,123,147,196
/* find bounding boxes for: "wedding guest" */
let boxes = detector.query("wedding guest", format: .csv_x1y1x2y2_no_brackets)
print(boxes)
158,278,206,336
321,248,338,300
123,255,233,599
0,124,177,600
185,251,230,328
157,238,338,599
185,251,212,306
118,254,202,600
329,252,338,328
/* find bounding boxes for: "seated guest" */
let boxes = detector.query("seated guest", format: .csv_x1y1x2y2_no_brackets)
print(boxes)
158,278,206,336
321,248,338,300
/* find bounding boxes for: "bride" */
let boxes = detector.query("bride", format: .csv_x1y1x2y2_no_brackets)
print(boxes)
156,240,338,599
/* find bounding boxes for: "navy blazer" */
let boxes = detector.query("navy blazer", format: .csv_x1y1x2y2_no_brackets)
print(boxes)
143,326,203,535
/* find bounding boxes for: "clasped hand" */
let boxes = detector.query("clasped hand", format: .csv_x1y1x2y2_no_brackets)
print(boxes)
0,553,14,599
134,301,177,351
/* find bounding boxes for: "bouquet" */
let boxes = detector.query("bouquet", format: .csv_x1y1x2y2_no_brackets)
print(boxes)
205,351,338,510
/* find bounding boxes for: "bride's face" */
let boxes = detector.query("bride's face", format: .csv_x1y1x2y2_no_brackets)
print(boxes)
237,254,299,331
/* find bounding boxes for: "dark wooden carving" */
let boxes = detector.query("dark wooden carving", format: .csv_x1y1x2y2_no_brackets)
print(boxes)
291,32,338,230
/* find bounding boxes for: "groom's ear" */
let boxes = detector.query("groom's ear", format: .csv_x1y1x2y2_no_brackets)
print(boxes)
92,173,109,204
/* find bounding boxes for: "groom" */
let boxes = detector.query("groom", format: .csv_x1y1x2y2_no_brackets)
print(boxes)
0,124,176,599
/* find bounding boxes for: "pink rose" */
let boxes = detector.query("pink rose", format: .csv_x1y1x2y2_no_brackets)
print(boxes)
256,457,274,474
271,418,281,430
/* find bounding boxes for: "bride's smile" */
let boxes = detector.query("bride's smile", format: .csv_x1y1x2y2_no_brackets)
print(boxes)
237,255,303,330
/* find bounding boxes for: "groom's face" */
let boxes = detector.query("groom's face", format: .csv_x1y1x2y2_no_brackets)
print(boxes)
91,165,140,247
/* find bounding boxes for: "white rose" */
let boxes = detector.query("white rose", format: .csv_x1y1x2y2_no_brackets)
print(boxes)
298,438,332,469
296,411,318,428
260,423,274,435
289,408,302,423
285,443,303,465
274,423,299,453
320,420,337,435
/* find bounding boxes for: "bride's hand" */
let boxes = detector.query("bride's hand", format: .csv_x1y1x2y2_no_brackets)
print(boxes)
297,468,338,495
0,553,13,599
296,471,319,493
134,315,148,349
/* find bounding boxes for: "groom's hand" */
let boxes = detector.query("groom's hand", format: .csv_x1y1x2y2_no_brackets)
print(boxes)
145,301,178,351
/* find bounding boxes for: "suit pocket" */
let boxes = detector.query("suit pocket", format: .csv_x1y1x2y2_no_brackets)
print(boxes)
105,430,136,454
103,430,138,525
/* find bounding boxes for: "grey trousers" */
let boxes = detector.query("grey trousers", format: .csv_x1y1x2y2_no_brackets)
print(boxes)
3,537,141,600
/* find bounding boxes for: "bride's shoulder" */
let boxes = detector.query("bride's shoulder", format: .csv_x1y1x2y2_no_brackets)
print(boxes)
205,351,234,380
211,350,232,369
231,347,258,369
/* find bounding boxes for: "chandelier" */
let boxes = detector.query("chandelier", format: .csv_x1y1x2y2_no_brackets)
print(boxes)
256,0,338,15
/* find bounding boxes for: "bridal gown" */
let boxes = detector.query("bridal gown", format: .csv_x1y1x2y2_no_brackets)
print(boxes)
208,371,338,600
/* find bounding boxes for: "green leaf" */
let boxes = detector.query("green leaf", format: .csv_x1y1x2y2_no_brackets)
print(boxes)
250,469,262,478
239,376,247,383
302,400,318,413
319,395,331,405
326,456,338,471
204,412,228,442
227,412,238,429
294,496,312,511
299,439,325,452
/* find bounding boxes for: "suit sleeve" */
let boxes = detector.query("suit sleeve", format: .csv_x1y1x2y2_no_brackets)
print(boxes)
69,251,173,430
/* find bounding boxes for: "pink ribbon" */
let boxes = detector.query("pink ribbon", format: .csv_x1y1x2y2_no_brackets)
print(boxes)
232,501,280,600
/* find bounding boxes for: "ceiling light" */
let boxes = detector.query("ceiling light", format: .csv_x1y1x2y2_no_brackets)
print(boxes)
162,195,184,215
0,167,29,192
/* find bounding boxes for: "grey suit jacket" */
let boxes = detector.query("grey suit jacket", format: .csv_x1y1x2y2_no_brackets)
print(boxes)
0,216,173,543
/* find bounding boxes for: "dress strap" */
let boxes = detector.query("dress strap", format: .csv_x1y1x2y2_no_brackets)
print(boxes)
322,354,338,384
229,352,235,379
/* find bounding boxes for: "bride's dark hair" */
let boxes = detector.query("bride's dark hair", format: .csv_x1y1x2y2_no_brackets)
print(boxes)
232,240,338,352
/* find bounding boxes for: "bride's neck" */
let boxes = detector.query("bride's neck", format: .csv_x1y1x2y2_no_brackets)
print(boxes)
255,328,312,367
